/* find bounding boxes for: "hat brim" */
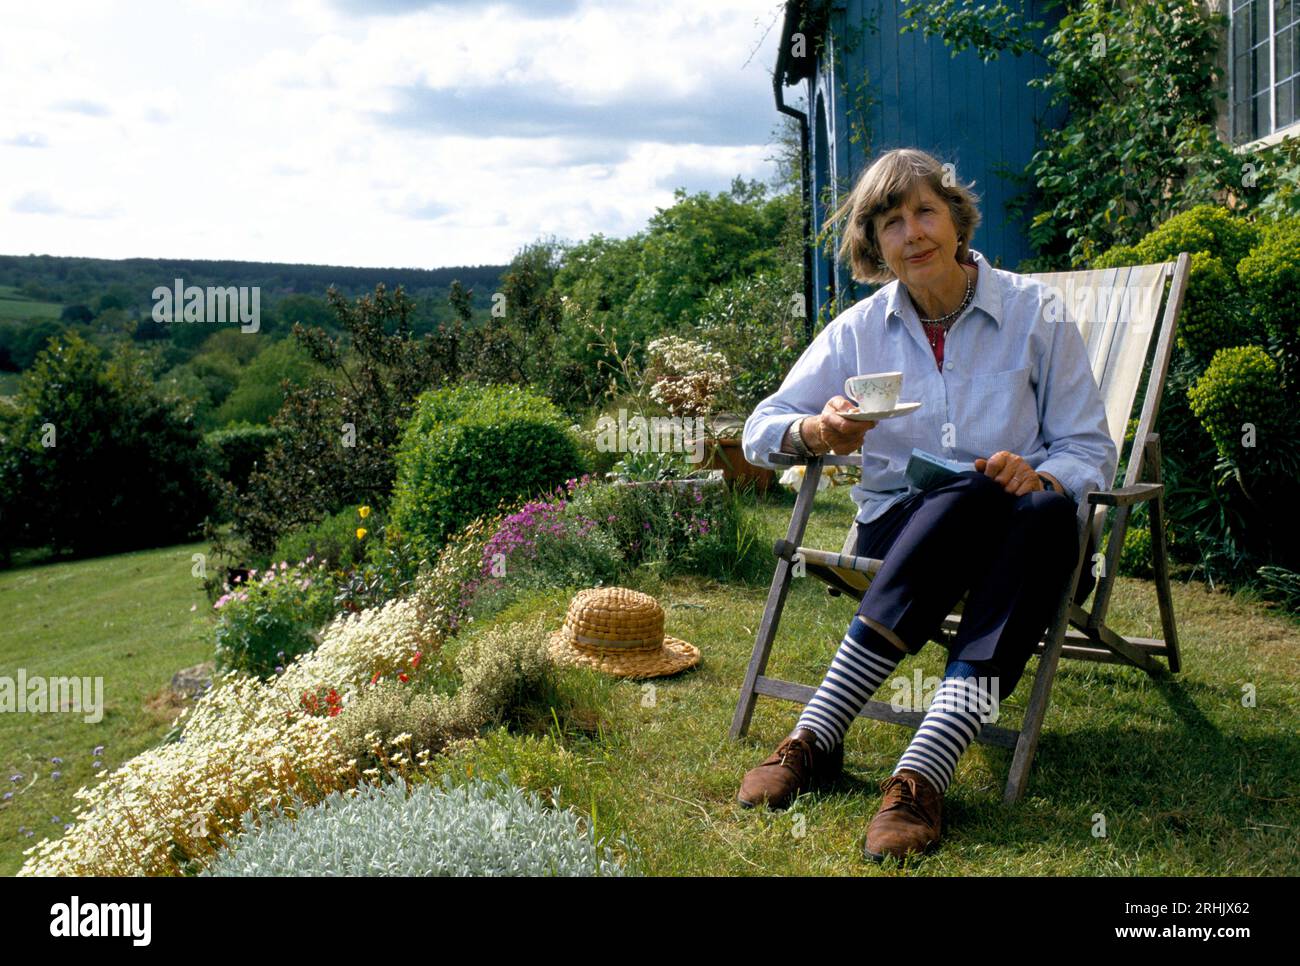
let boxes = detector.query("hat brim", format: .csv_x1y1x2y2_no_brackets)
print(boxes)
547,630,700,680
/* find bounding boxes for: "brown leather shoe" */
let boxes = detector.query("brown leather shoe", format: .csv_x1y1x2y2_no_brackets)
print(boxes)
863,768,943,862
737,728,843,810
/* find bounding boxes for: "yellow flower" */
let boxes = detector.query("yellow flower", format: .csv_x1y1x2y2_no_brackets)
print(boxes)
356,527,368,540
358,505,371,519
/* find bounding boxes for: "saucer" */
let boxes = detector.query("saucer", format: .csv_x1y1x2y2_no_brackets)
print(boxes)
842,400,921,421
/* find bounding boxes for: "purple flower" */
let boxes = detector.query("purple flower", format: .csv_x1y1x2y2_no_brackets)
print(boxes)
51,771,61,780
9,774,21,783
2,792,12,801
643,521,651,530
50,756,62,765
93,761,101,768
93,745,104,755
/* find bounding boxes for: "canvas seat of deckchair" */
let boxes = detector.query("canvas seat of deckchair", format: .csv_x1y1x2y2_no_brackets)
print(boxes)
731,253,1191,804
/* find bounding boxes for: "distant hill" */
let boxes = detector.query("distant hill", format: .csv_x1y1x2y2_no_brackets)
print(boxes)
0,254,508,314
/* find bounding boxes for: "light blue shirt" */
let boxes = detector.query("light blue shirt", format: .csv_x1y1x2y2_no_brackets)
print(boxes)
741,248,1118,526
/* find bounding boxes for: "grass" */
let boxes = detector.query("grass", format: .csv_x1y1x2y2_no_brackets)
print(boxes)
421,483,1300,875
0,285,63,321
0,542,214,876
2,486,1297,876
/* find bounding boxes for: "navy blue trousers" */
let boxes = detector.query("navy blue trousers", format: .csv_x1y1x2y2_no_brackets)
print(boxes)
853,471,1094,696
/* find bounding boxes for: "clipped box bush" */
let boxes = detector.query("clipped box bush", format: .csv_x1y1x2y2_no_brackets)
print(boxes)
206,422,280,493
1094,207,1261,363
1169,252,1258,364
1237,215,1300,348
202,773,633,877
1130,204,1260,270
1187,345,1286,468
391,383,584,559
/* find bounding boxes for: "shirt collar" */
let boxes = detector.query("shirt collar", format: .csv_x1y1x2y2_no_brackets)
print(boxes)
884,247,1003,330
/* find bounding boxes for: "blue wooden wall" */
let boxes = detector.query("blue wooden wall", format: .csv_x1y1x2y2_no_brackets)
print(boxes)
806,0,1066,322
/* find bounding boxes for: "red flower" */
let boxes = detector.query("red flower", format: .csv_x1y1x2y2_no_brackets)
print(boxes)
398,672,409,683
328,707,341,717
371,671,381,685
411,652,423,669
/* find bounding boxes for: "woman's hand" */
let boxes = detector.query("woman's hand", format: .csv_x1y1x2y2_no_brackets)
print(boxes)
807,396,877,455
974,451,1043,496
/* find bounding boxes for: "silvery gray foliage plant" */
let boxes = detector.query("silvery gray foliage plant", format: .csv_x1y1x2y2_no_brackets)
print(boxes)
201,772,636,877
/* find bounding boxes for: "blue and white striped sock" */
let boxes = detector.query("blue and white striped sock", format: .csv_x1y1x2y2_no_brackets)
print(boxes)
893,662,998,794
796,616,904,754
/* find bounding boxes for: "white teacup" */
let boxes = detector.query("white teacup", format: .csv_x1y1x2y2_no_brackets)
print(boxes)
844,371,902,413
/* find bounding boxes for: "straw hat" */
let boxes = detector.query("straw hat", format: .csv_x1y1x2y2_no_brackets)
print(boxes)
548,586,700,679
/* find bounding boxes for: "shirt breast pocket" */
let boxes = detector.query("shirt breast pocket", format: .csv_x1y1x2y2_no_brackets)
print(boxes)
956,365,1038,456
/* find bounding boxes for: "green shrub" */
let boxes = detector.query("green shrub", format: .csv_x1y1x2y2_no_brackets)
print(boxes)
1187,345,1287,470
1118,523,1153,579
2,334,214,556
478,487,623,600
202,773,633,877
229,284,445,557
1237,218,1300,348
690,267,805,413
1171,252,1259,364
333,615,556,771
1132,204,1260,270
391,383,584,560
206,422,280,493
563,477,768,582
271,504,369,573
330,514,425,616
1091,245,1142,271
213,559,337,678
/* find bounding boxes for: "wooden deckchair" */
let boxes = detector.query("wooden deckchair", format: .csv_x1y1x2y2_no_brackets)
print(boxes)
730,252,1192,803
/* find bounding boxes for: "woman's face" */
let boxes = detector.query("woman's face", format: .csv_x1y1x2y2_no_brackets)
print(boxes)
873,182,960,288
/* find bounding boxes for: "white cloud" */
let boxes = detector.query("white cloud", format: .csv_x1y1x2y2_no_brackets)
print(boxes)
0,0,788,268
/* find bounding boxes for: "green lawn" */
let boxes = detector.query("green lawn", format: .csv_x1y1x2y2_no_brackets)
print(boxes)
0,285,63,322
423,484,1300,875
3,489,1298,877
0,543,214,875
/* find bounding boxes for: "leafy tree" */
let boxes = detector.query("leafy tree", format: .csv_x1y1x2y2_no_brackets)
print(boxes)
214,338,317,426
625,178,790,331
1014,0,1263,268
1,334,214,557
223,284,446,556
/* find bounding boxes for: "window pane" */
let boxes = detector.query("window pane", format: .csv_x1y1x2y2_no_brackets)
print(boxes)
1256,45,1272,92
1255,0,1270,45
1235,5,1251,56
1279,26,1296,82
1254,91,1269,136
1278,0,1297,30
1279,78,1297,126
1234,53,1250,104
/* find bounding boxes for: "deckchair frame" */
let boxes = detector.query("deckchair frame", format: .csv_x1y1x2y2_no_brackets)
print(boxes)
729,252,1191,803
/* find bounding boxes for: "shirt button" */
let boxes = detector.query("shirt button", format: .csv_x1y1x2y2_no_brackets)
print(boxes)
944,361,954,371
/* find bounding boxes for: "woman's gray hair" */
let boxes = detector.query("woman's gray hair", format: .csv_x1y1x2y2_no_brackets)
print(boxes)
825,148,982,285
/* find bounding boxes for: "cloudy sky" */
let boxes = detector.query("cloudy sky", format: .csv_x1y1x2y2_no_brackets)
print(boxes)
0,0,792,270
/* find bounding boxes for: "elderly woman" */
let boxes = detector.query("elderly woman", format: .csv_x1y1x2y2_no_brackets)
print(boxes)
737,148,1116,862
